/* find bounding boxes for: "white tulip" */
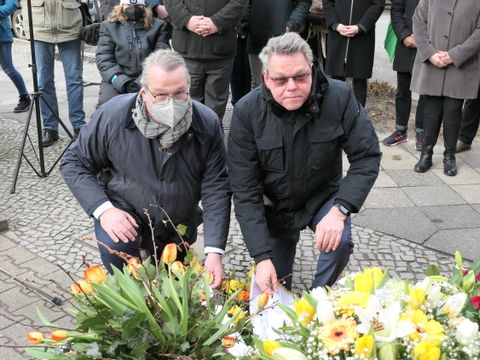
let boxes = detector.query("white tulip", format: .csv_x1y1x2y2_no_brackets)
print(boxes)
440,293,467,317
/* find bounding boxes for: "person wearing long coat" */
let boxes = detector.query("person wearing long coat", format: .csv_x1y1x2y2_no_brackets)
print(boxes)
411,0,480,176
382,0,426,150
323,0,385,106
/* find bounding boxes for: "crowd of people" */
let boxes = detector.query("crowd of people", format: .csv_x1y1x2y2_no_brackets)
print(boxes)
1,0,480,291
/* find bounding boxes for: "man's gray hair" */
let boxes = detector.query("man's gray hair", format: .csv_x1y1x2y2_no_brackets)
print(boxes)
140,49,190,87
258,32,314,72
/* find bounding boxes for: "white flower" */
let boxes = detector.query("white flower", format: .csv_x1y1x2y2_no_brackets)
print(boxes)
440,293,467,317
311,287,335,324
455,318,479,345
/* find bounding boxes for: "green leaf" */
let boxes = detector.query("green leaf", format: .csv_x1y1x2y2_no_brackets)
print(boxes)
151,284,175,321
425,264,440,276
455,251,463,268
202,315,235,346
36,308,56,328
25,348,64,360
92,284,134,315
112,267,146,305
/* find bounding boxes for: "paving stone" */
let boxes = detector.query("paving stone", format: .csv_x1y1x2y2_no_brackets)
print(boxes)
432,166,480,185
372,171,397,188
451,184,480,204
403,185,466,206
424,229,480,262
385,169,444,187
363,188,414,208
422,205,480,230
0,217,8,232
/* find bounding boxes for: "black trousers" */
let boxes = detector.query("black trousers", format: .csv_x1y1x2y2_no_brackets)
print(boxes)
458,89,480,145
395,72,425,132
230,36,251,106
332,76,367,107
423,95,464,155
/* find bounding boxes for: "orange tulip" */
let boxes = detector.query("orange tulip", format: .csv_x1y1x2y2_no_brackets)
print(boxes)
221,335,236,349
50,330,68,342
257,292,270,309
27,331,43,344
127,257,142,280
83,264,107,283
162,243,177,264
71,279,93,295
236,289,250,302
171,261,186,273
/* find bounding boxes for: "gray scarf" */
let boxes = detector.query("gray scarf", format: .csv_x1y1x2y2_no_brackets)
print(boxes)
132,94,193,149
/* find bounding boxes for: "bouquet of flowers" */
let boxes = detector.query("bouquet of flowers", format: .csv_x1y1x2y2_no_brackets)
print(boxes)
252,252,480,360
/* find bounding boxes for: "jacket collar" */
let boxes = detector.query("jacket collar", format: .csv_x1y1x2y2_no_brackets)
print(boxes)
261,58,329,117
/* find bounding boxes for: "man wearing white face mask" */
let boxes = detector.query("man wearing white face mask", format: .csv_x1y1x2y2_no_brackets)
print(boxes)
60,49,231,288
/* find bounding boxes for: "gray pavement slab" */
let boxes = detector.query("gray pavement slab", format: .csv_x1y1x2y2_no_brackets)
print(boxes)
403,185,467,206
424,229,480,261
422,205,480,230
362,188,415,208
385,169,444,187
451,184,480,204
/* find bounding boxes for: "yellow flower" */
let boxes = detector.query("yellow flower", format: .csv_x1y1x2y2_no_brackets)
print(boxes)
401,310,444,343
294,298,316,326
413,340,441,360
354,334,374,358
408,287,426,310
337,291,370,314
354,267,383,294
83,264,107,283
171,261,186,273
228,305,246,325
71,279,93,296
27,331,43,344
257,292,270,309
162,243,177,264
262,340,281,356
126,257,142,280
50,330,68,342
319,318,358,355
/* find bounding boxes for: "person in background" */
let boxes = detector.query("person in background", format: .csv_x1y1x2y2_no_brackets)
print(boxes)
323,0,385,107
456,86,480,153
247,0,310,89
164,0,246,123
22,0,86,147
99,0,119,20
95,0,170,107
411,0,480,176
0,0,30,113
382,0,425,151
228,33,381,292
61,49,230,288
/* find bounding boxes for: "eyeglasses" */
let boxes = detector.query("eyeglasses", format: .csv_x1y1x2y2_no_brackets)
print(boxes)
267,71,311,87
146,87,189,103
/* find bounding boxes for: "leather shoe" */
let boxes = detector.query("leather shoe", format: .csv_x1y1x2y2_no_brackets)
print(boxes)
443,154,457,176
414,153,433,173
42,129,59,147
455,140,471,153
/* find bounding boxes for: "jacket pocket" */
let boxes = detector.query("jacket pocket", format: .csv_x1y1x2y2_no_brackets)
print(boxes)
257,135,284,172
31,0,46,28
309,126,343,170
59,0,82,32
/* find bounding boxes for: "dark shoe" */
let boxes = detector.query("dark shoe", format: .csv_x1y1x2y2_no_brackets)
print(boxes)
382,130,408,146
42,129,59,147
73,128,81,139
415,131,423,152
13,95,31,113
414,152,433,173
455,140,471,153
443,154,457,176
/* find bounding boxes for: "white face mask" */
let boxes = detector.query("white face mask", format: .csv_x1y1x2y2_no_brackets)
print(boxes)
148,97,191,128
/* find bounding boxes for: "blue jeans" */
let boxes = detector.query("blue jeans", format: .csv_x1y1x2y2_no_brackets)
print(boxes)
34,39,85,132
269,197,353,289
0,42,28,97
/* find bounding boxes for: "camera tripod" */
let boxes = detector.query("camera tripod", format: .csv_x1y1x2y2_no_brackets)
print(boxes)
10,0,76,194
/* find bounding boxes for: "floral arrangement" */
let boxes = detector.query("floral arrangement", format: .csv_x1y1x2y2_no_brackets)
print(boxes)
24,246,480,360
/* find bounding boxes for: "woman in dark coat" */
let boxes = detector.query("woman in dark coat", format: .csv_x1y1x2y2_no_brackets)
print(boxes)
411,0,480,176
323,0,385,106
95,0,170,107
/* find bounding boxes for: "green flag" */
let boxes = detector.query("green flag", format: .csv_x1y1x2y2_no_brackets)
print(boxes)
384,22,397,62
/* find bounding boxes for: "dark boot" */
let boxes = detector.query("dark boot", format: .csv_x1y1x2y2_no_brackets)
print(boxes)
443,153,457,176
414,146,433,172
42,129,59,147
14,95,31,113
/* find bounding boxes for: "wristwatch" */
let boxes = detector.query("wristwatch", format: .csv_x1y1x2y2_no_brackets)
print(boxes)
333,201,350,217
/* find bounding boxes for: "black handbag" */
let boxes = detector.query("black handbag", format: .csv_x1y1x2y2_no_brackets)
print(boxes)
80,23,101,46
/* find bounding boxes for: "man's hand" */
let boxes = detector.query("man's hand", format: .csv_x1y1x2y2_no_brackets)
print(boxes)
155,4,170,22
437,50,453,65
315,207,345,253
185,16,205,34
255,259,278,295
204,253,223,288
198,17,219,37
99,208,138,243
429,52,449,68
402,35,416,48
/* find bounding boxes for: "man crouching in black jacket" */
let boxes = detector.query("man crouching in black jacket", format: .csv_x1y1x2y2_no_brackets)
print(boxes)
228,32,381,293
61,49,230,288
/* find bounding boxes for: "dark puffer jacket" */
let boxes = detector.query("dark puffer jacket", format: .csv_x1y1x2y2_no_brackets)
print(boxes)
60,94,231,250
96,18,170,92
228,62,381,261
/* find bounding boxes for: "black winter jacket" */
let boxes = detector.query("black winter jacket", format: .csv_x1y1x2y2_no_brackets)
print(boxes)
164,0,247,60
96,18,170,92
391,0,419,73
228,63,381,261
247,0,311,54
60,94,231,250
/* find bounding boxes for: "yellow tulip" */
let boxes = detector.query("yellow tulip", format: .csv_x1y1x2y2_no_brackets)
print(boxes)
171,261,186,273
354,267,383,294
27,331,43,344
162,243,177,264
408,287,426,310
354,334,374,358
50,330,68,342
257,292,270,309
126,257,142,280
83,264,107,283
294,298,316,326
71,279,93,296
262,340,282,356
413,340,441,360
